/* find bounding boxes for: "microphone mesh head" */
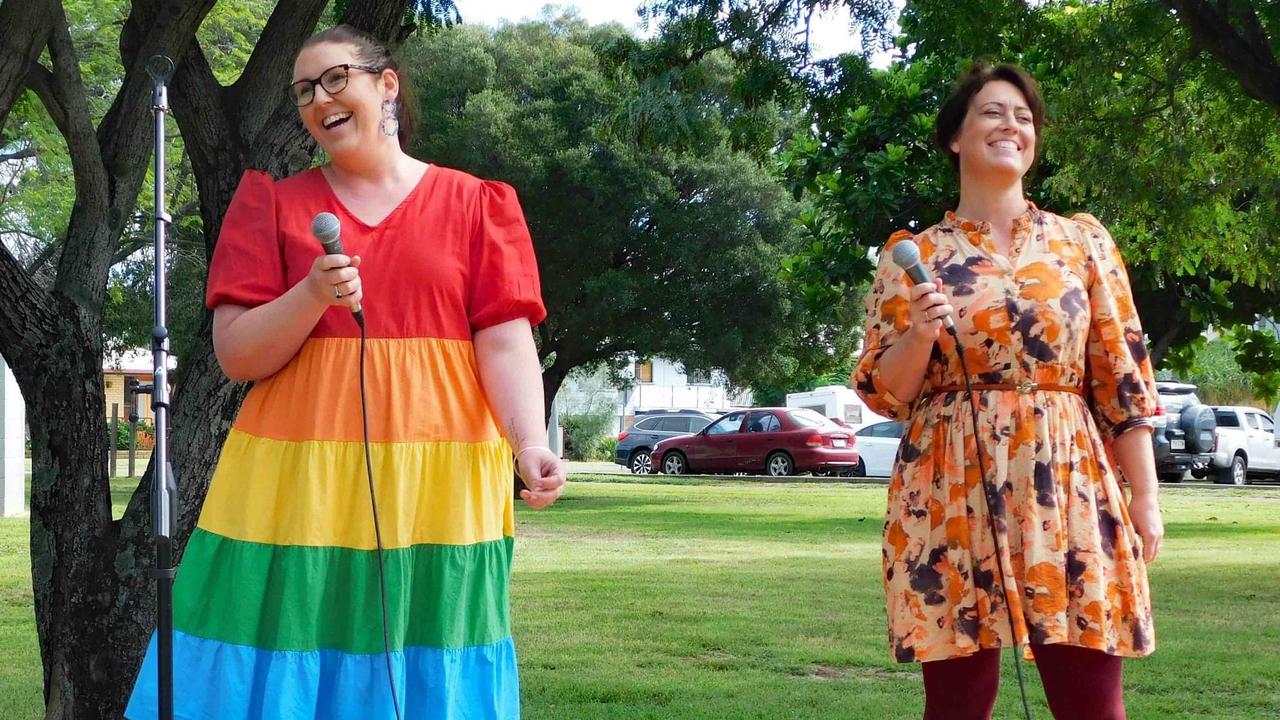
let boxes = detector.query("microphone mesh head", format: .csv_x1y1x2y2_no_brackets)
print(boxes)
890,239,920,269
311,212,341,244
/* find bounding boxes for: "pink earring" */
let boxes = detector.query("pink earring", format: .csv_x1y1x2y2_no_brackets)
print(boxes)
380,98,399,137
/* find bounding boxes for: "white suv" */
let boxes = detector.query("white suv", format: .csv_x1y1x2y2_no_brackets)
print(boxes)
1209,407,1280,485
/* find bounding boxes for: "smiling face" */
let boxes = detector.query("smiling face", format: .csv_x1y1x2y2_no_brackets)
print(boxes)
949,80,1037,184
292,41,400,163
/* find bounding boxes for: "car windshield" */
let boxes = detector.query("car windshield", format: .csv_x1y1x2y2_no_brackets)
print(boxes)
789,408,838,428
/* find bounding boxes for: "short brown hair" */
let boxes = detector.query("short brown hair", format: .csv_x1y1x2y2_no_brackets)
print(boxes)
300,25,419,150
935,63,1044,172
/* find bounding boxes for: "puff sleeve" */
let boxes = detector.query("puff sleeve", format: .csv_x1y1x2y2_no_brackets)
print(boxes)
852,230,916,421
204,170,284,309
1076,213,1158,438
467,180,547,331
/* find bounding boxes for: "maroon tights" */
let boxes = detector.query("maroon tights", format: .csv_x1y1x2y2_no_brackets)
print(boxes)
921,645,1125,720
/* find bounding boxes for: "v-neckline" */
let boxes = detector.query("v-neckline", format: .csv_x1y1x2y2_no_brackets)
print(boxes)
316,163,433,230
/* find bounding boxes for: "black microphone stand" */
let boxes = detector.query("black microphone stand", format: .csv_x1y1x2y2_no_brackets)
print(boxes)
141,54,178,720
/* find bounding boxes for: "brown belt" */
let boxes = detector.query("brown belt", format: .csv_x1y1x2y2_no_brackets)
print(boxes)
925,380,1084,397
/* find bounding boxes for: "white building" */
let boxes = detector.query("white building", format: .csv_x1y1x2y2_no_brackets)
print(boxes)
1,357,25,517
554,357,753,434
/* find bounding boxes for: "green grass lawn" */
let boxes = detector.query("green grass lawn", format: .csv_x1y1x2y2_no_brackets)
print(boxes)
2,476,1278,718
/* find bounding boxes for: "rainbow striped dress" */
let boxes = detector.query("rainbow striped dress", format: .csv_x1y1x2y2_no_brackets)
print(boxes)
127,165,545,719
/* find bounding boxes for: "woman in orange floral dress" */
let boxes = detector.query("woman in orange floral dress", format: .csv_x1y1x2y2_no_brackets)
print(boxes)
855,64,1164,720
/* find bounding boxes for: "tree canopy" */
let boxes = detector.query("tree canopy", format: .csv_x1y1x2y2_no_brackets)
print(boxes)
406,12,859,407
776,0,1280,401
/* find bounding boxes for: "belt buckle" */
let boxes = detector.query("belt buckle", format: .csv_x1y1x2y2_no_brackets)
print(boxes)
1016,380,1038,394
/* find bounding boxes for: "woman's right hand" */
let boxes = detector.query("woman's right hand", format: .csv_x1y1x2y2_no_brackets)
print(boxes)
905,281,953,342
306,253,363,311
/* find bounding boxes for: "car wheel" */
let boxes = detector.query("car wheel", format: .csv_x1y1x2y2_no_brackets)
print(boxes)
662,452,687,475
1158,470,1183,483
766,452,794,477
629,450,653,475
1215,454,1247,485
854,458,867,477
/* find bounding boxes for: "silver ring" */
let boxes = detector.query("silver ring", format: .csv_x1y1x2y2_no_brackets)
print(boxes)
334,286,343,299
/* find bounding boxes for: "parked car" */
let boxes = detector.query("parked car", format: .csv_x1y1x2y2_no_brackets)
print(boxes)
852,421,906,477
615,410,714,474
1208,406,1280,485
1152,381,1216,481
652,407,858,476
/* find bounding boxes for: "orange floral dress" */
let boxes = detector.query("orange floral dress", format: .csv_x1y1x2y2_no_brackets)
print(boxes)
854,203,1158,663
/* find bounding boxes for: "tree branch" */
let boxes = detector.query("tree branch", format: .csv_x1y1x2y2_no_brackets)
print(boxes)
676,1,794,69
23,236,60,276
231,0,329,140
23,63,71,143
0,0,56,133
1166,0,1280,113
170,40,234,197
1232,0,1273,53
341,0,418,46
46,0,114,306
111,197,198,266
0,238,56,370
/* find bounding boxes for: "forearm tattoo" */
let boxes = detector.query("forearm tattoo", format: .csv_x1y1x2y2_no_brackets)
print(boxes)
505,418,525,453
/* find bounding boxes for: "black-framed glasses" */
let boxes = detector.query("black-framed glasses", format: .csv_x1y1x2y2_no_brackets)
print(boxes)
289,63,383,107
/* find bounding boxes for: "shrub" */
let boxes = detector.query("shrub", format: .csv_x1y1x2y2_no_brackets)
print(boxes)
561,413,614,461
596,436,619,462
106,419,157,450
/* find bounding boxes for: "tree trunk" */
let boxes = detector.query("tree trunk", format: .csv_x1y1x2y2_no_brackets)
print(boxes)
541,350,573,427
1148,319,1189,369
0,1,415,717
17,303,119,720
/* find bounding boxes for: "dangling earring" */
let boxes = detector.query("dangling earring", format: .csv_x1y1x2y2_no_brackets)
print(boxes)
379,97,399,138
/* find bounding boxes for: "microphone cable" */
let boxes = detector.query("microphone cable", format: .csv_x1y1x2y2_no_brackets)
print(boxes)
952,337,1034,720
355,313,404,720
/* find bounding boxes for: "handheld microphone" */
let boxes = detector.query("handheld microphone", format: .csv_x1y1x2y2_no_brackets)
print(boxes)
311,212,365,327
890,239,955,335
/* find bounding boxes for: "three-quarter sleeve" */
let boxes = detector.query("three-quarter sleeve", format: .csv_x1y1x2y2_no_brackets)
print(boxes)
1076,213,1158,438
852,230,916,421
205,170,284,309
467,180,548,331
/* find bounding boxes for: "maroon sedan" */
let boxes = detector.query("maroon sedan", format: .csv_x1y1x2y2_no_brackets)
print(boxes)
652,407,859,476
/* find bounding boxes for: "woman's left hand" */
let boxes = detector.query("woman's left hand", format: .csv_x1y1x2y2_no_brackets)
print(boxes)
516,447,566,509
1127,492,1164,563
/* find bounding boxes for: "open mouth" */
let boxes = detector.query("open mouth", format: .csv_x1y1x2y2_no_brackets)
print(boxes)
322,112,352,130
990,139,1020,151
